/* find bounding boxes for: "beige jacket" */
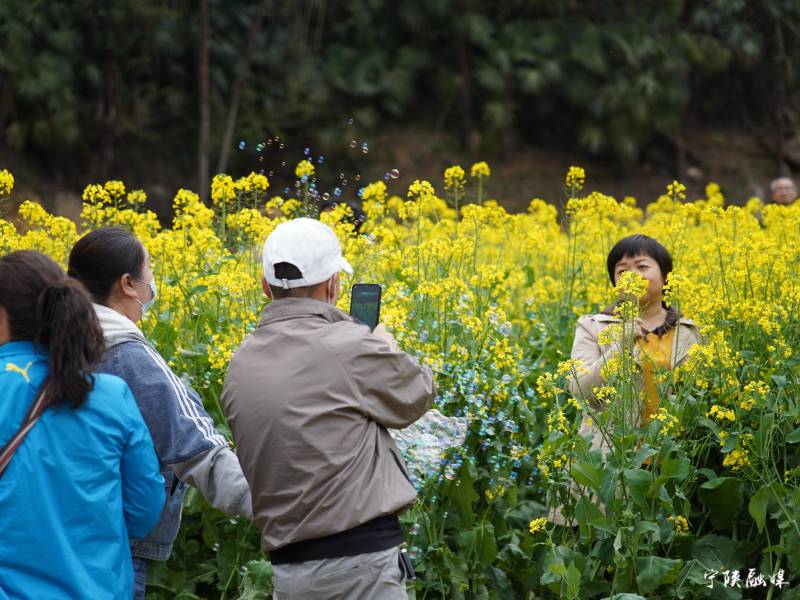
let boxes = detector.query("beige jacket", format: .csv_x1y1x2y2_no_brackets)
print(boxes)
568,312,702,406
549,311,701,526
221,298,435,552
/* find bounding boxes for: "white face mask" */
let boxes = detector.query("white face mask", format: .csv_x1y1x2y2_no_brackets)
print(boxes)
134,277,157,314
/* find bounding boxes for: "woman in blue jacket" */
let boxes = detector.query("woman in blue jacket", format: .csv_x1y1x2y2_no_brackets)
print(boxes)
0,250,165,599
68,228,252,599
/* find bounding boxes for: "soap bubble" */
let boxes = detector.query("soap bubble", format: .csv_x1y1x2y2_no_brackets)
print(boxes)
322,192,330,201
390,169,400,179
279,143,285,149
238,140,246,150
361,142,369,154
347,117,354,125
318,155,325,164
350,140,358,148
304,147,310,155
281,160,286,166
333,187,342,197
355,174,361,181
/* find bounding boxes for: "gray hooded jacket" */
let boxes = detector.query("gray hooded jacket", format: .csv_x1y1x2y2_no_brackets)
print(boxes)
93,304,252,561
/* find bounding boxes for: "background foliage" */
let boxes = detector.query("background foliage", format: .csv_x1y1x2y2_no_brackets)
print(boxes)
2,0,800,195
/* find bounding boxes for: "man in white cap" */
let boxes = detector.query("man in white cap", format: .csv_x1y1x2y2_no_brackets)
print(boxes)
221,218,434,599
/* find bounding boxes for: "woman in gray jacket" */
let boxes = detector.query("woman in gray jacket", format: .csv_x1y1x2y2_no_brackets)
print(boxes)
68,227,252,600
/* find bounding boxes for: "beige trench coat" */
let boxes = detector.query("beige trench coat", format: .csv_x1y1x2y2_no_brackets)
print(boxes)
550,312,701,525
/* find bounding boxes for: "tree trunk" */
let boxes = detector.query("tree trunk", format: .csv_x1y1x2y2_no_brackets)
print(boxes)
773,17,788,174
197,0,210,201
216,0,270,175
456,19,475,150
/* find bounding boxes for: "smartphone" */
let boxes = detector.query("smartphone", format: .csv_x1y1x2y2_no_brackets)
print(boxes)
350,283,382,331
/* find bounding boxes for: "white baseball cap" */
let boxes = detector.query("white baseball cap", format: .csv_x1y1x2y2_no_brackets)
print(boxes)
262,218,353,289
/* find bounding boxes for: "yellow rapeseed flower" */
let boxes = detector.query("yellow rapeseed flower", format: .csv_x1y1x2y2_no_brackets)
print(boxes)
723,448,750,471
211,174,235,206
707,405,735,422
0,169,14,196
667,515,689,535
295,160,315,179
470,161,491,178
104,180,126,198
565,166,585,191
443,165,466,190
615,270,648,299
529,517,547,535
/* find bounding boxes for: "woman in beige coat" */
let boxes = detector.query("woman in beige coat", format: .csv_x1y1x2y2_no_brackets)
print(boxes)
569,234,702,452
549,235,701,526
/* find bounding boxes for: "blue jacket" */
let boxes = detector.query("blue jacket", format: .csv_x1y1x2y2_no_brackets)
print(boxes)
0,341,165,600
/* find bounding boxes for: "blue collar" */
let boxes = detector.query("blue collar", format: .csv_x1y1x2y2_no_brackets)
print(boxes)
0,340,46,359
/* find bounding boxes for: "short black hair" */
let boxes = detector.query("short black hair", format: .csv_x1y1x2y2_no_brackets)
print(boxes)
606,234,672,285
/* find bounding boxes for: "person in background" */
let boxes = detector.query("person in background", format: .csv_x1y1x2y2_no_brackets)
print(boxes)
770,177,798,206
0,250,164,599
68,228,252,600
222,218,434,599
569,234,701,447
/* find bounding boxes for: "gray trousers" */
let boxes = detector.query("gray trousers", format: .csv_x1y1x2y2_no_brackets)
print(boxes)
272,546,409,599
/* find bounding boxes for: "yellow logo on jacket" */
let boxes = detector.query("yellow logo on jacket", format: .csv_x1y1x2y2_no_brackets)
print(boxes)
5,361,33,383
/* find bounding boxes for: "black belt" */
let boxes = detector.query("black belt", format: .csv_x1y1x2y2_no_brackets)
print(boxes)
270,515,404,565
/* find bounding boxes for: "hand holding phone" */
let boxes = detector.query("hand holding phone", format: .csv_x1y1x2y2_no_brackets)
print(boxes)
349,283,382,331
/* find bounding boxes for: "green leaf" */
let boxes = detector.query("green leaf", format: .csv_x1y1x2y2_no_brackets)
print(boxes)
754,413,775,456
634,556,683,594
623,468,652,512
451,464,479,527
631,445,658,468
786,428,800,444
478,522,498,566
633,520,660,543
692,534,746,571
721,431,739,453
698,477,744,529
541,550,566,586
749,484,771,533
565,562,582,599
571,460,603,491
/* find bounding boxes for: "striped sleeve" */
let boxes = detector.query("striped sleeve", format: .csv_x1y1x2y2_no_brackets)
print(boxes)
104,342,228,464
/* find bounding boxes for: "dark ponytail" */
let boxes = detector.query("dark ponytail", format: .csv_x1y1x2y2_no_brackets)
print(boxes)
67,227,146,304
0,250,104,408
